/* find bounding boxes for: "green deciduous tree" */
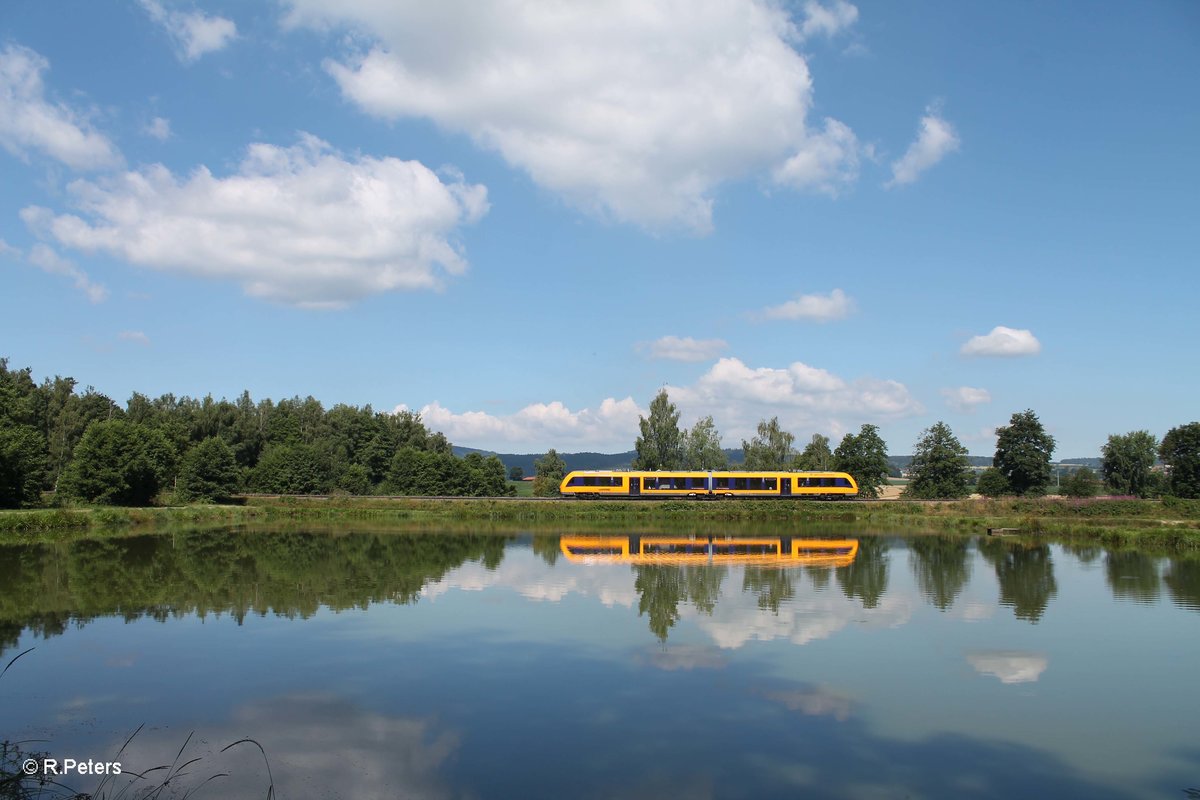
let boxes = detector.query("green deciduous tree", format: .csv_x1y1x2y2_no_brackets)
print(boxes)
0,424,46,507
682,415,728,470
508,465,524,481
796,433,833,471
833,424,890,499
532,448,567,496
1160,422,1200,499
1062,466,1100,498
177,436,240,501
250,443,331,495
59,420,176,505
741,417,795,470
633,390,684,470
904,422,971,499
994,410,1056,496
1101,430,1159,497
976,467,1010,498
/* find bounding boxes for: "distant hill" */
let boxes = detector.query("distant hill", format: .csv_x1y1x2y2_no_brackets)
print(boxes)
453,447,744,474
456,446,1100,474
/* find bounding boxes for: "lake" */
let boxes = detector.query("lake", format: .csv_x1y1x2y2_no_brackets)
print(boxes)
3,527,1199,799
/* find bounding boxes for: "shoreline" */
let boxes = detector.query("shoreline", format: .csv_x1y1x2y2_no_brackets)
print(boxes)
1,495,1198,548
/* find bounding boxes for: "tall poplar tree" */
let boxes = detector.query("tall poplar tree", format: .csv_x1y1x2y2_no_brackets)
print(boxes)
633,390,684,470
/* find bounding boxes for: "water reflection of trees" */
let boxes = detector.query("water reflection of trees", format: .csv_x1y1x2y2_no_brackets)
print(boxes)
742,568,794,613
0,531,513,657
836,537,889,610
1164,556,1200,611
978,539,1057,623
633,565,726,641
1104,550,1162,603
908,536,971,611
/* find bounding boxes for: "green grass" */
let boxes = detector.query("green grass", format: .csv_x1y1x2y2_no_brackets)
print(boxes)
2,494,1198,547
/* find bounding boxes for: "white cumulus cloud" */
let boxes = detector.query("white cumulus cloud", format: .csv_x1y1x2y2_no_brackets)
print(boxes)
941,386,991,412
771,118,860,195
404,397,645,453
641,335,728,362
403,354,918,452
284,0,862,231
20,133,488,308
961,326,1041,357
118,330,151,346
887,106,960,187
0,44,122,170
759,288,853,321
27,243,108,303
138,0,237,62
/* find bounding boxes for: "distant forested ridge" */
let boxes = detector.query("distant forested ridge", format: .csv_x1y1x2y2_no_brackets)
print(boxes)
0,358,512,507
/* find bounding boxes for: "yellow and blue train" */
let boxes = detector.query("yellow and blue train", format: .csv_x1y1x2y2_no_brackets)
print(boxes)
558,470,858,499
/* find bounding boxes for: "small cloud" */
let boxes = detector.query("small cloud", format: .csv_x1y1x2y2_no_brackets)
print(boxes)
887,105,960,187
961,326,1041,357
0,238,20,258
118,330,151,346
966,651,1048,684
759,288,853,322
28,243,108,303
0,44,122,170
640,335,728,362
138,0,237,62
772,118,860,196
941,386,991,412
145,116,171,141
799,0,859,39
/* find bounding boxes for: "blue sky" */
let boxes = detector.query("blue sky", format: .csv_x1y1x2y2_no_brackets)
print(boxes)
1,0,1197,457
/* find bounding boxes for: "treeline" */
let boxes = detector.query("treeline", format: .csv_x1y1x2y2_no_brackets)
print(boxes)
0,359,513,508
904,411,1200,500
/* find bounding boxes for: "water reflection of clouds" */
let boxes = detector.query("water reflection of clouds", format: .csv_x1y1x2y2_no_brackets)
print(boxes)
966,650,1048,684
423,550,916,651
421,556,639,608
687,593,913,649
637,643,728,671
761,686,853,721
107,694,462,800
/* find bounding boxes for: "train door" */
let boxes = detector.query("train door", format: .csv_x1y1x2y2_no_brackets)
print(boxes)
629,476,640,497
780,475,792,497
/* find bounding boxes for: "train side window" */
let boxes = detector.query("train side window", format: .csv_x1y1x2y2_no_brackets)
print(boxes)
734,477,748,490
569,476,583,487
714,477,730,489
836,477,850,487
747,478,762,490
765,478,777,490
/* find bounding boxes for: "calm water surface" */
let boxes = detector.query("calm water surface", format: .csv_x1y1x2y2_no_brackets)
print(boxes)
2,527,1199,799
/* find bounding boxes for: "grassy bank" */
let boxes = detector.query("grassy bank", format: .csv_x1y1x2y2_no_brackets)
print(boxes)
2,495,1198,547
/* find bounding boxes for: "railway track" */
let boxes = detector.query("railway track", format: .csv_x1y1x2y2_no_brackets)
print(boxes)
234,493,918,503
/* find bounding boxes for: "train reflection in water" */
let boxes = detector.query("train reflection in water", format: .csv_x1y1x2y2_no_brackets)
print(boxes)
559,535,859,567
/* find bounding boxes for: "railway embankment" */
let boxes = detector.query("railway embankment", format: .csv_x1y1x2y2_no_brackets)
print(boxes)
1,495,1199,547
